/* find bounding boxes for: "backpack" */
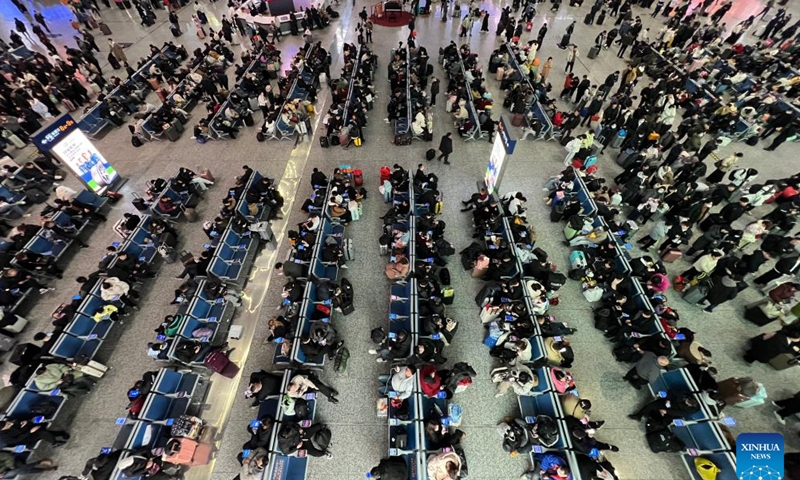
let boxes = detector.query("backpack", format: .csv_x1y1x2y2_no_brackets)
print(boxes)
310,426,332,451
334,346,350,373
534,415,560,447
278,423,303,454
294,397,310,418
29,399,59,418
370,327,386,344
131,135,143,148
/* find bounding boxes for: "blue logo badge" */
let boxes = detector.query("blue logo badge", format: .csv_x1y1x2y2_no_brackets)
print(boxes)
736,433,784,480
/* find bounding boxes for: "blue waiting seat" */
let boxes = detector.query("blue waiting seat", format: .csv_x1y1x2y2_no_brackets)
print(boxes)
671,421,729,452
138,392,190,422
0,185,26,204
518,393,569,450
178,316,218,342
77,108,111,139
75,190,109,211
48,333,101,360
5,390,66,422
65,312,113,340
152,369,201,398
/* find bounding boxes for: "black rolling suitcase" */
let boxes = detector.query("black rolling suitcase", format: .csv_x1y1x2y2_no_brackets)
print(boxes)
559,34,571,48
131,192,148,212
588,46,600,59
243,112,254,127
170,24,182,37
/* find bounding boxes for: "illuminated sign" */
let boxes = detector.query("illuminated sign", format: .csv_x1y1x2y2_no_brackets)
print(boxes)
32,114,119,193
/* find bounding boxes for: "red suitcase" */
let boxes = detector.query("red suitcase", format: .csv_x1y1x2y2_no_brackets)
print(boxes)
353,169,363,186
661,249,682,263
204,350,239,378
380,166,391,183
164,438,214,466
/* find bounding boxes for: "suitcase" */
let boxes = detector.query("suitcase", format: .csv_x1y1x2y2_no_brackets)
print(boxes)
353,169,363,186
526,21,533,32
560,34,571,48
339,132,350,146
164,124,180,142
615,148,635,166
611,131,626,148
682,285,708,304
132,192,148,212
171,118,184,133
426,149,436,160
769,353,798,370
569,250,587,269
320,136,329,148
511,113,524,127
661,249,682,263
180,250,194,264
100,23,112,35
588,45,600,59
204,350,238,377
243,112,254,127
170,24,182,37
442,287,454,305
340,302,355,315
183,207,198,222
165,438,213,466
584,13,593,24
495,67,505,81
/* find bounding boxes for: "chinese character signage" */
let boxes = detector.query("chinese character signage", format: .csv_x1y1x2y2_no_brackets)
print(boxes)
32,114,119,193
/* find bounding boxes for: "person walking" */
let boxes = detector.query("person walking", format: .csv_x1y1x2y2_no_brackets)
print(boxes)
34,11,51,33
765,122,799,151
564,46,578,73
438,133,453,164
430,77,440,107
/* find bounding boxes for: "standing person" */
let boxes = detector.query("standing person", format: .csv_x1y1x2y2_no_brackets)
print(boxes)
537,22,548,45
430,77,440,107
14,18,34,42
34,11,51,33
758,0,775,19
565,45,578,73
706,152,743,183
772,391,800,425
108,38,128,63
651,0,665,17
438,133,453,164
541,57,553,82
481,10,490,32
82,29,100,51
169,10,181,35
617,31,634,58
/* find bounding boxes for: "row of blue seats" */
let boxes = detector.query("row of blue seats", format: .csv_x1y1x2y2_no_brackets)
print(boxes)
263,370,317,479
0,205,158,460
108,368,202,480
207,170,275,284
272,47,317,140
45,216,167,361
289,218,346,367
454,50,484,142
567,176,729,475
149,178,195,220
79,44,182,138
502,43,555,141
648,369,738,480
14,210,90,271
516,392,586,478
235,171,270,223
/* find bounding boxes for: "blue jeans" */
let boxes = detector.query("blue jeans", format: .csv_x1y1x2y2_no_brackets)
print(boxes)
378,374,390,395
